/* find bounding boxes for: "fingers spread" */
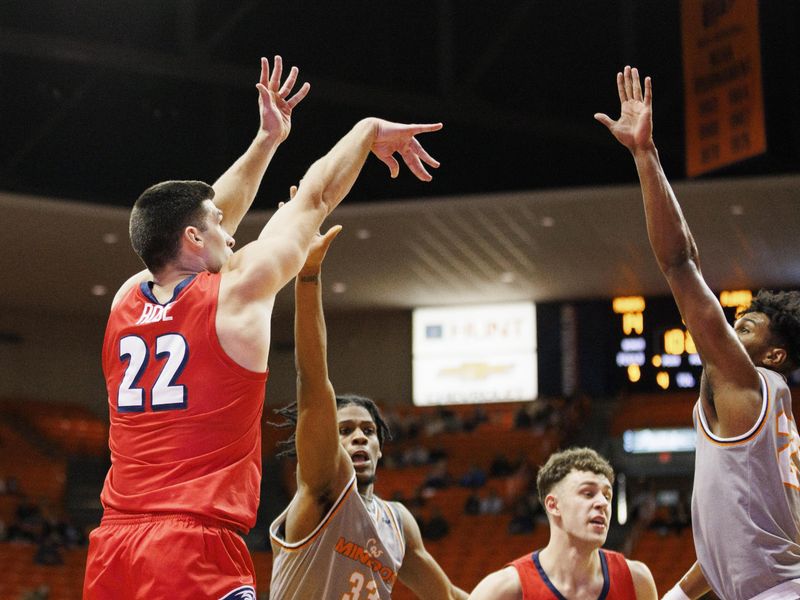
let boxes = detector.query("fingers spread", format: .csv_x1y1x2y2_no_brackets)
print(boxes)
616,72,626,104
594,113,615,128
401,148,433,182
286,82,311,109
279,66,299,97
632,67,643,101
410,138,440,168
407,122,444,135
255,82,271,101
269,55,283,90
377,154,400,179
623,65,633,101
259,57,270,87
323,224,343,241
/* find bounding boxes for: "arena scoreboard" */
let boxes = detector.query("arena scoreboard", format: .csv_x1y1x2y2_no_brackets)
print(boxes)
612,290,752,392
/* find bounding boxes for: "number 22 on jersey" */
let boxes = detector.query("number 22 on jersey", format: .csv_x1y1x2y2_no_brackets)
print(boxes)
117,334,188,412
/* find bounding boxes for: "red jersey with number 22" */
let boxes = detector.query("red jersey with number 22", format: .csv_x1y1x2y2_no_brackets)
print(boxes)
100,271,268,532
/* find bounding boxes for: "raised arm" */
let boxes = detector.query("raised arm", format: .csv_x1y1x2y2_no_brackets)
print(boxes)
595,66,760,436
213,55,310,235
282,226,355,541
225,117,442,301
396,503,469,600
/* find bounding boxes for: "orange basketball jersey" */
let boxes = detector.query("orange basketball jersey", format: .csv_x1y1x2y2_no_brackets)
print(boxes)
510,549,636,600
100,272,268,532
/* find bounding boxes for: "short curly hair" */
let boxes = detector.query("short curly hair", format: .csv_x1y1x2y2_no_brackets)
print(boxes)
739,289,800,370
536,447,614,506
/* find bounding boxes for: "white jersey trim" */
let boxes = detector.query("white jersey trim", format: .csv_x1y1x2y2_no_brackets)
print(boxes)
697,370,768,443
748,578,800,600
380,500,406,557
269,474,357,550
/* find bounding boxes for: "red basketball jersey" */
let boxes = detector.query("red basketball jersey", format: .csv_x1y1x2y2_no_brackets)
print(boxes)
100,272,268,532
510,549,636,600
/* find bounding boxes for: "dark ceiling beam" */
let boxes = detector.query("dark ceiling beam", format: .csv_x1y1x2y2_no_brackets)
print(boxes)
0,27,603,145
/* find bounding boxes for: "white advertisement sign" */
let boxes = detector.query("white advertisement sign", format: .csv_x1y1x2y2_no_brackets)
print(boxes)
412,303,537,406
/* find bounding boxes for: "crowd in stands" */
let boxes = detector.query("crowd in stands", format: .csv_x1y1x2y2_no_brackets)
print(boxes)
0,479,87,562
369,396,588,542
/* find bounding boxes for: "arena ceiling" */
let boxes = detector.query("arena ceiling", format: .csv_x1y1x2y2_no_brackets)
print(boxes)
1,2,799,318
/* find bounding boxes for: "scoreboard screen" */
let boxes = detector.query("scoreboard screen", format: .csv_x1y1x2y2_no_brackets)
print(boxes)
611,291,751,392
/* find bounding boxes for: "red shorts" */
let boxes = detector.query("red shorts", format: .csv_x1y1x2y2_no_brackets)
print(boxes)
83,512,256,600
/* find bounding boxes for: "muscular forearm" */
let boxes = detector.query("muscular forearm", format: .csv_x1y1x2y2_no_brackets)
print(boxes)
213,131,282,234
294,268,329,388
632,144,699,276
302,118,378,214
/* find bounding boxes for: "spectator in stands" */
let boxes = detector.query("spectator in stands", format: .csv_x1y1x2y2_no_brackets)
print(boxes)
479,488,504,515
423,458,452,490
459,463,488,489
18,585,50,600
507,499,536,535
464,492,481,516
470,447,657,600
34,533,64,566
490,453,514,478
423,507,450,541
403,444,431,466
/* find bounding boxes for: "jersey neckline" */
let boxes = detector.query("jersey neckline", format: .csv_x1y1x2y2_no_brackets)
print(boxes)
532,549,610,600
140,274,198,306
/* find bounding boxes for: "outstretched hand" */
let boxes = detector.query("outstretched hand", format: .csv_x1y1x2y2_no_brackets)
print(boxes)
371,120,443,181
256,55,311,143
301,226,342,274
594,66,653,153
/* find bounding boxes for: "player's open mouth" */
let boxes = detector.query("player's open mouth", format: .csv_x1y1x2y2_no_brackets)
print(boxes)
589,516,606,529
351,451,370,465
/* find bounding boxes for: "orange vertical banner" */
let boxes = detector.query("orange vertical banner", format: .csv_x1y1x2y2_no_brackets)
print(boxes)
681,0,766,177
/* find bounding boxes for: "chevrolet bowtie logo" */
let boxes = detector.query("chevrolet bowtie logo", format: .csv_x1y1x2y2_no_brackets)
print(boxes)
439,363,513,380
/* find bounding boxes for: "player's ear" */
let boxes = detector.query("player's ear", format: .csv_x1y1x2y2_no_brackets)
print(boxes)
763,346,787,369
545,493,559,517
184,225,203,246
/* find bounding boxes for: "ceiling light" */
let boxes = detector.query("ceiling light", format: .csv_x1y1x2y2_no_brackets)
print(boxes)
499,272,515,283
331,282,347,294
356,229,371,240
730,205,744,216
92,285,108,296
102,233,119,244
541,216,555,227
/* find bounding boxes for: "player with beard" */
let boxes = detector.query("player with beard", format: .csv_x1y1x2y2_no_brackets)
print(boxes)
270,225,467,599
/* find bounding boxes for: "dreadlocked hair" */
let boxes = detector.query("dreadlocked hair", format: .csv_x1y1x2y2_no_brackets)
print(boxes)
272,393,392,458
740,289,800,369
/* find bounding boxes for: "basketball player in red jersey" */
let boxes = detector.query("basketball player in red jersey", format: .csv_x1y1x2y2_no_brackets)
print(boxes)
469,448,656,600
83,52,443,599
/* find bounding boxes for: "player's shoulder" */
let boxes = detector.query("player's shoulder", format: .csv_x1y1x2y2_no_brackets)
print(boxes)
624,558,658,600
111,269,152,308
470,566,521,600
